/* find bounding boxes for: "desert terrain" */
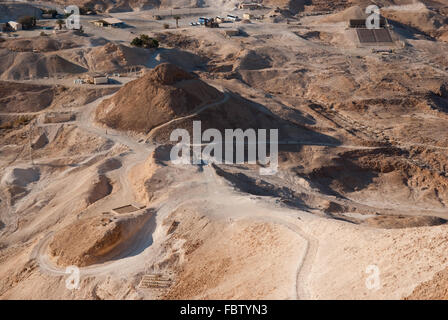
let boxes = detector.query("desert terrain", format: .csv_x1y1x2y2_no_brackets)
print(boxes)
1,0,448,300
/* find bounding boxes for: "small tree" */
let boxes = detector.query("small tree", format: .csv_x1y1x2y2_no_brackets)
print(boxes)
131,37,143,47
56,19,64,30
131,35,159,49
174,15,180,28
148,38,159,49
48,9,58,18
18,16,36,30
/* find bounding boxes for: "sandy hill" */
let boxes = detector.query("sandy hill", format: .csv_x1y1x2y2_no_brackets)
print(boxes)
0,37,80,53
96,63,337,148
0,3,42,23
48,0,311,13
66,42,153,73
0,81,117,115
48,0,233,12
96,63,223,133
0,35,132,80
264,0,307,12
0,82,54,113
382,5,448,37
0,51,87,80
320,5,366,23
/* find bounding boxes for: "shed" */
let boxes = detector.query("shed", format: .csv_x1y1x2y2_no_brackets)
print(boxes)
8,21,22,31
239,3,261,10
91,18,125,28
349,18,387,28
85,73,109,84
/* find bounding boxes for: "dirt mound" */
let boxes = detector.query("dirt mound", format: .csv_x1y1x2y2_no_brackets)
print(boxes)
406,266,448,299
49,210,152,267
264,0,306,13
382,6,448,36
153,33,200,51
1,167,40,188
95,63,222,133
235,50,273,71
0,81,117,113
30,125,113,160
0,37,79,53
49,0,197,13
1,166,40,205
0,3,42,22
79,42,152,73
0,52,87,80
307,148,448,212
97,158,122,174
154,49,205,72
147,62,194,84
320,5,365,23
0,81,54,113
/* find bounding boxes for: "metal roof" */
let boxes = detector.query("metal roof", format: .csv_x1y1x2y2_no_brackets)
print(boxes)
101,18,124,25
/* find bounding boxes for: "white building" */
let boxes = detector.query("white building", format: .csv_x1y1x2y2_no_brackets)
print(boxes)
8,21,22,31
94,76,109,85
91,18,125,28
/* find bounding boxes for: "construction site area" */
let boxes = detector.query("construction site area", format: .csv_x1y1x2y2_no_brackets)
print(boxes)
1,0,448,300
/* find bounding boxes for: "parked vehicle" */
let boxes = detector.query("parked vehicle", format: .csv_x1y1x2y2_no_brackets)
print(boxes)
198,17,209,25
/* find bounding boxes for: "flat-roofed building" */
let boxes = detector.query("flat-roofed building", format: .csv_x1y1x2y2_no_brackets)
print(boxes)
91,18,125,28
85,72,109,84
239,3,262,10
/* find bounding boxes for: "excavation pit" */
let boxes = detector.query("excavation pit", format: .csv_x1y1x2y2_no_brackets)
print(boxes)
112,204,139,214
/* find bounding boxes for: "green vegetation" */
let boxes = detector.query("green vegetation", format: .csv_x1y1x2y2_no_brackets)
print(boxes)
131,35,159,49
174,15,181,28
56,19,64,30
18,16,36,30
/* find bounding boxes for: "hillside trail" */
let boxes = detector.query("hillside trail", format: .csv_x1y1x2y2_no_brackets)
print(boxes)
146,89,231,141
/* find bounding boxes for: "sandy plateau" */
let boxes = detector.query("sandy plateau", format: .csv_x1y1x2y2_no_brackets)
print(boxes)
1,0,448,300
